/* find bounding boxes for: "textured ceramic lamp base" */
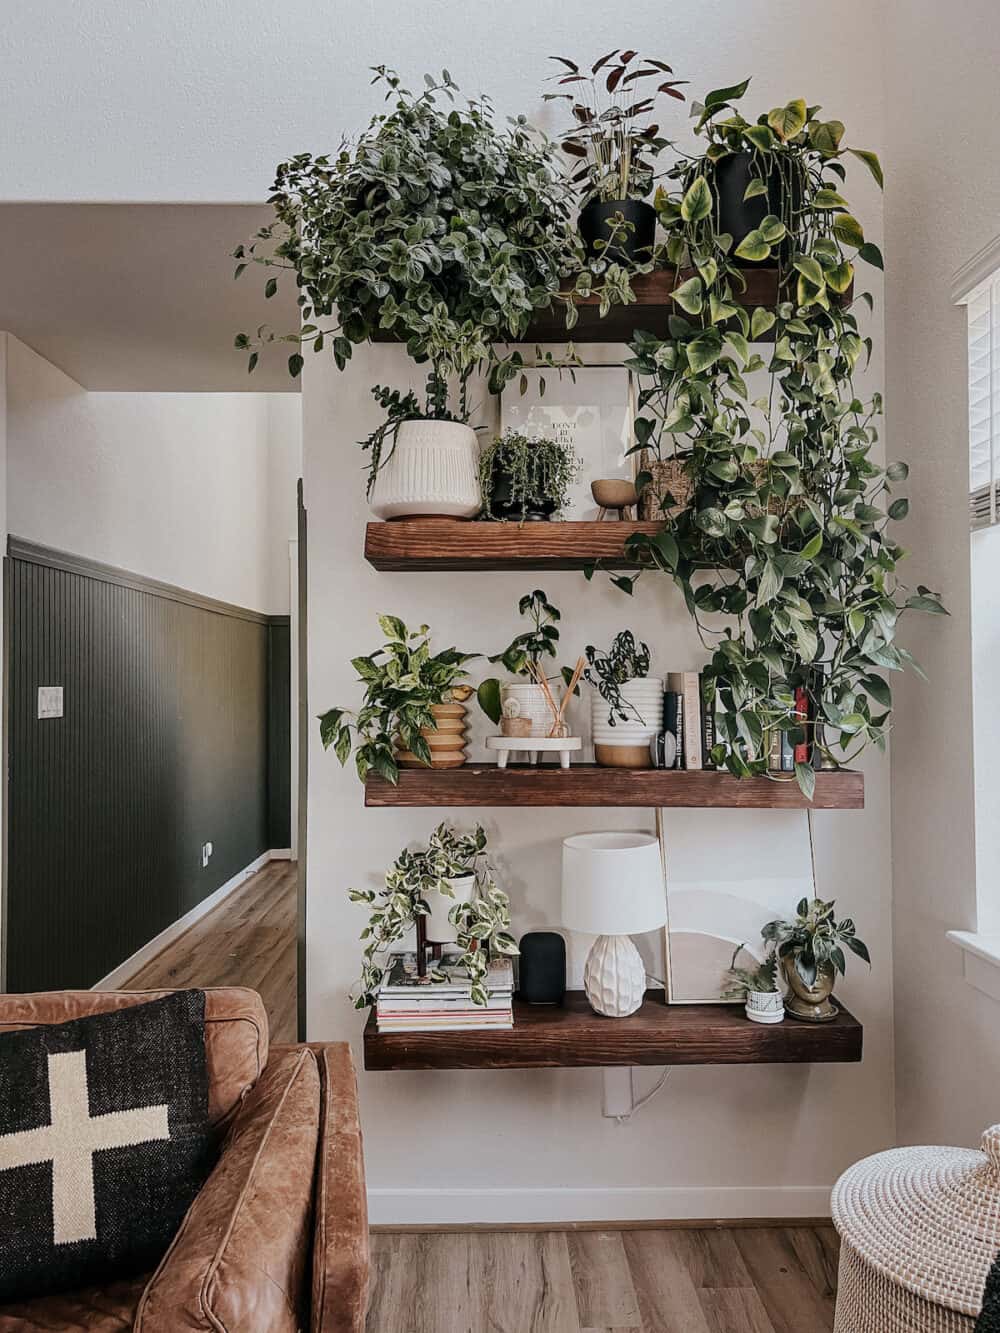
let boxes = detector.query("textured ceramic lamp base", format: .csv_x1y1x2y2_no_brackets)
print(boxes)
583,934,646,1017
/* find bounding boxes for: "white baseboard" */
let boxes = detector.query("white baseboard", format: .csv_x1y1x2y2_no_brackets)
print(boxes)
92,849,289,989
366,1186,832,1228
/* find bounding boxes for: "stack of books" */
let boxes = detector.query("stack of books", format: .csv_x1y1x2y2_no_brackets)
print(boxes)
375,952,514,1033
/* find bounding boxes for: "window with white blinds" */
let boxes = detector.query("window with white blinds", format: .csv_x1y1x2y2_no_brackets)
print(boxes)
969,279,1000,529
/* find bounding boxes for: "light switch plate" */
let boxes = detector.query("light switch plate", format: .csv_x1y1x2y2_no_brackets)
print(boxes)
37,686,64,719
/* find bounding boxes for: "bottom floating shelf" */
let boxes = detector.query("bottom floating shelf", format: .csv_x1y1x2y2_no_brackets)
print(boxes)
363,990,863,1071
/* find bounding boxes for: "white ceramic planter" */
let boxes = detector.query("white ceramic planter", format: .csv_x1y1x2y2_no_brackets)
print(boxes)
745,990,785,1025
423,873,476,945
500,682,562,738
591,678,665,747
369,419,481,520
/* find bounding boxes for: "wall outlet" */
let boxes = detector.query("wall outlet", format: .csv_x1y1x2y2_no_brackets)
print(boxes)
201,841,213,868
37,686,64,720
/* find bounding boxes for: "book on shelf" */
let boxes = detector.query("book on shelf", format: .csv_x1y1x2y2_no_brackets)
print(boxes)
700,671,717,770
666,671,702,770
664,690,684,769
375,952,514,1033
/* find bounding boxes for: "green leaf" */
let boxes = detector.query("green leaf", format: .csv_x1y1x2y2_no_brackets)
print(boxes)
750,308,776,339
795,762,816,802
832,213,866,248
744,125,775,153
687,333,723,373
759,215,786,244
681,176,713,223
318,708,345,749
793,256,826,288
264,277,278,299
743,178,768,201
477,678,502,725
886,461,909,482
704,78,751,109
848,147,884,188
377,614,408,642
288,352,304,378
906,594,948,615
888,498,909,520
800,533,823,559
813,187,849,209
734,230,771,262
858,242,884,270
825,261,854,294
809,120,845,154
671,275,703,314
767,99,807,142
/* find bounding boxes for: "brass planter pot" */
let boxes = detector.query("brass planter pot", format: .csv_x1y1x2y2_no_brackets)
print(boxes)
395,701,469,769
782,955,839,1022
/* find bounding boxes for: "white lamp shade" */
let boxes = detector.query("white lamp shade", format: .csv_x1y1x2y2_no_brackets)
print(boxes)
561,832,667,936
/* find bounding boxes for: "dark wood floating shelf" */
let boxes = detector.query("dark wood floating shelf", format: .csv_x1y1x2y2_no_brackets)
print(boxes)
370,268,810,346
364,990,863,1071
365,764,864,810
365,519,662,572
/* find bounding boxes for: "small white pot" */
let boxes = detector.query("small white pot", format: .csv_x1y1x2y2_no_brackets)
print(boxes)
369,419,481,520
424,873,476,945
500,682,562,738
591,678,664,746
744,990,785,1025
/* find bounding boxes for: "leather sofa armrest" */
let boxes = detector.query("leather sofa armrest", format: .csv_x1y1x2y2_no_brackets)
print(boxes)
136,1047,321,1332
310,1043,369,1333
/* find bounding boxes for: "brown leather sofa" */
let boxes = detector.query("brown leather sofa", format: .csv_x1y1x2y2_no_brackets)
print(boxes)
0,987,370,1332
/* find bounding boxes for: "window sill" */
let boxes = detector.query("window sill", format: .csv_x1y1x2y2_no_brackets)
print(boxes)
947,931,1000,1002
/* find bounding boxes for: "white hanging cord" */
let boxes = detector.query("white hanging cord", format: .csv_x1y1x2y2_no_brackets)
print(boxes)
612,1067,672,1123
806,807,818,897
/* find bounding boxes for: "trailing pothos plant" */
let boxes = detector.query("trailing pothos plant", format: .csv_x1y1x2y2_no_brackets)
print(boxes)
762,897,870,987
347,823,519,1008
234,66,578,483
608,81,946,797
319,615,476,785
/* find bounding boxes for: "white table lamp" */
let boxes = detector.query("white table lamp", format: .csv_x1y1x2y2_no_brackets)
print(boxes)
561,832,667,1017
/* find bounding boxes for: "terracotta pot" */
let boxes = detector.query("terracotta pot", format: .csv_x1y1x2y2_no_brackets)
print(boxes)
395,702,468,769
782,955,838,1022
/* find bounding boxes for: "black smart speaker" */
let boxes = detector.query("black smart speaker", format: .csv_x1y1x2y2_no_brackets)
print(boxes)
517,932,566,1006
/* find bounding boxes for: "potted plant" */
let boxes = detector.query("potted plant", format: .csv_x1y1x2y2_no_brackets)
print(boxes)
583,631,663,768
319,615,477,785
664,78,884,259
762,897,870,1022
479,429,581,522
234,66,577,510
721,944,784,1024
477,590,575,737
347,823,519,1007
609,86,946,798
545,50,686,264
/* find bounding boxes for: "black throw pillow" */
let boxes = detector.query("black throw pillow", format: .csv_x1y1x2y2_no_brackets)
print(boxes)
0,989,215,1303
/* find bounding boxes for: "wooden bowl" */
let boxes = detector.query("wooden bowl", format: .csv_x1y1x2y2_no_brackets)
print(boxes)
591,479,638,509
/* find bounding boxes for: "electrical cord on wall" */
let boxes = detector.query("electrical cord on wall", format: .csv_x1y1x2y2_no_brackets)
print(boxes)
609,970,673,1123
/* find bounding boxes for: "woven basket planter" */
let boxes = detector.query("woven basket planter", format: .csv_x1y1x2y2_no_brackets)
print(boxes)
831,1126,1000,1331
638,453,802,525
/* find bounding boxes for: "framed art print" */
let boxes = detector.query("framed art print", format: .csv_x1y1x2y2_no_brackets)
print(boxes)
657,808,816,1004
499,365,634,519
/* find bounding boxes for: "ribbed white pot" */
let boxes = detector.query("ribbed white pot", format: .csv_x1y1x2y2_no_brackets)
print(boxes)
369,419,481,520
424,873,476,945
591,678,664,746
500,682,562,738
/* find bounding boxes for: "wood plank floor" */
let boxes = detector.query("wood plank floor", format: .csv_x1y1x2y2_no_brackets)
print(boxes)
366,1225,839,1333
111,859,298,1042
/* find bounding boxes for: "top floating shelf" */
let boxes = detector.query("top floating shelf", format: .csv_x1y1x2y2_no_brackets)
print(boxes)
369,268,810,346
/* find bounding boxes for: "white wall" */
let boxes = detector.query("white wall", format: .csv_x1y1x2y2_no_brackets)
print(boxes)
883,0,1000,1148
304,2,894,1216
5,336,300,614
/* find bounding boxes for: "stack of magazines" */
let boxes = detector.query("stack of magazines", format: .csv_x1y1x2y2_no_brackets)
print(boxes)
376,951,514,1033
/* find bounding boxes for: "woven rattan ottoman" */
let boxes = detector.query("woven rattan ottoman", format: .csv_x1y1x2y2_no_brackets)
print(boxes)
831,1125,1000,1331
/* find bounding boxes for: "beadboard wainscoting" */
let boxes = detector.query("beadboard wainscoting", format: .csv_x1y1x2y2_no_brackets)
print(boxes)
3,539,291,991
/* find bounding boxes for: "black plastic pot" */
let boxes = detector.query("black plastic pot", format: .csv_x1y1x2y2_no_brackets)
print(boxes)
486,466,556,522
712,151,800,263
578,198,656,264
